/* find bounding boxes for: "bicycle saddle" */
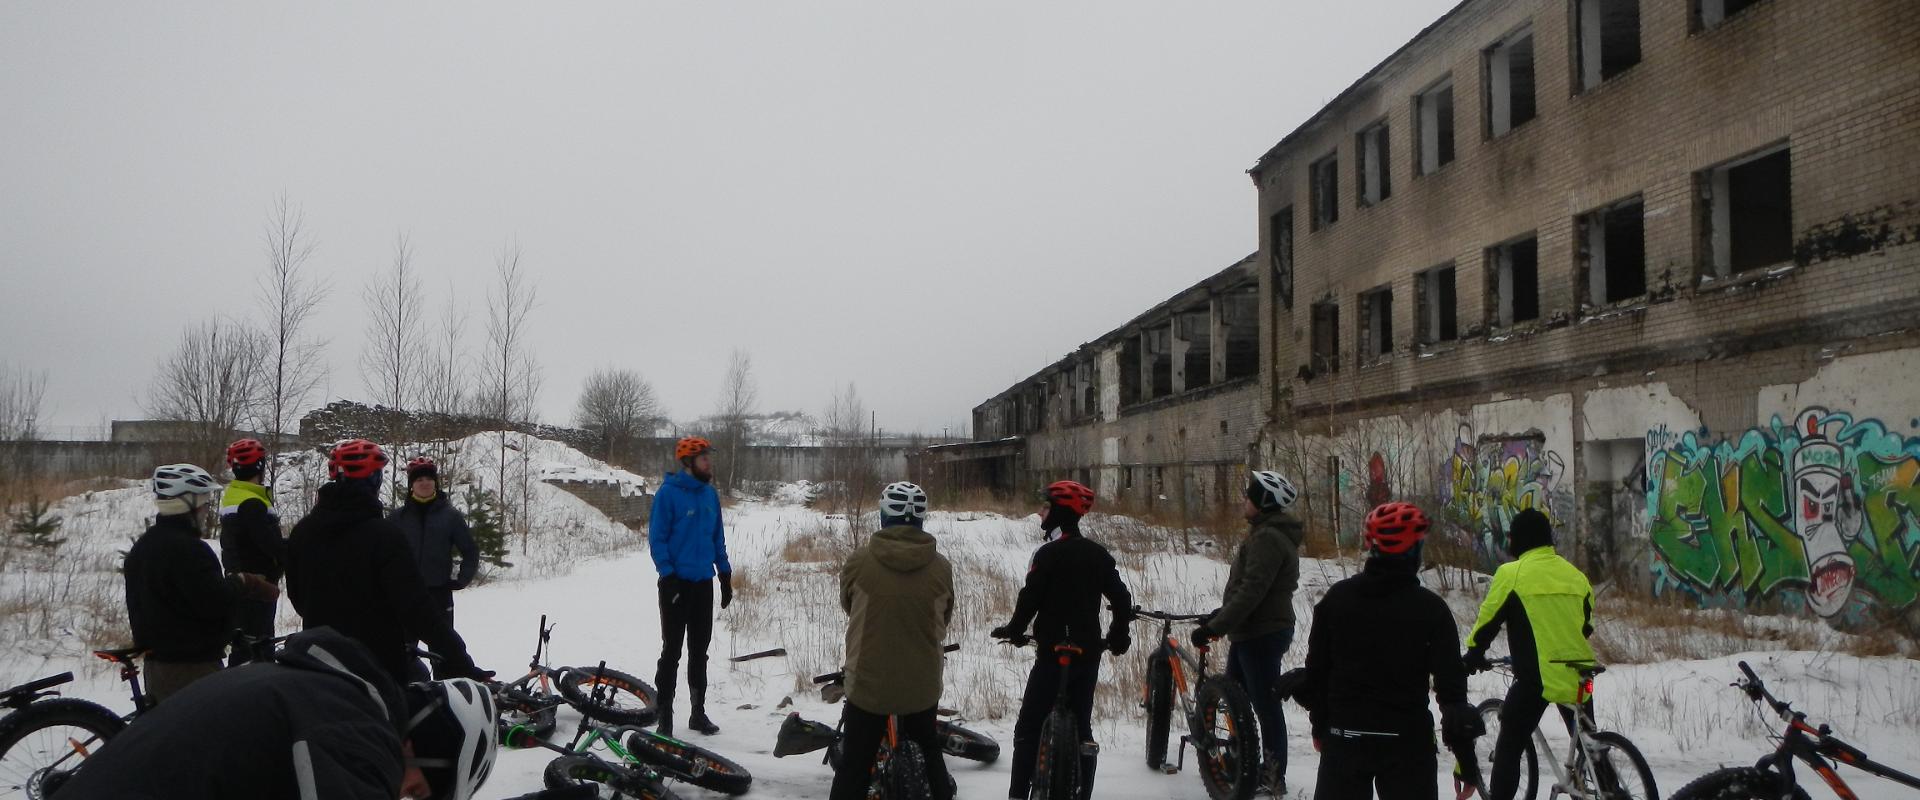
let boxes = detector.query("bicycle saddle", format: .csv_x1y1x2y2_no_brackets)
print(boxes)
93,647,148,663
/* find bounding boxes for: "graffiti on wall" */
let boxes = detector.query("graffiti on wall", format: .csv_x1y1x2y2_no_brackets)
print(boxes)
1440,424,1568,561
1647,408,1920,622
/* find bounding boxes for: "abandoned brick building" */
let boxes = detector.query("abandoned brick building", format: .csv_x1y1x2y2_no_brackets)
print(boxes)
926,0,1920,628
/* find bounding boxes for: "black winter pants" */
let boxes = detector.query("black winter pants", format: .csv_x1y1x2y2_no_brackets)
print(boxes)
226,596,278,667
404,586,459,682
655,578,714,710
1491,684,1590,800
828,703,954,800
1227,627,1294,770
1313,733,1437,800
1009,646,1102,800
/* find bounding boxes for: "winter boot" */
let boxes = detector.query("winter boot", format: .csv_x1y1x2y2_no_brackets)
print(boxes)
688,706,720,735
655,692,675,737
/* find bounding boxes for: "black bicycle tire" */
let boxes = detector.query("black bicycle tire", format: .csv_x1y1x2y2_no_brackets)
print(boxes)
556,667,660,727
880,740,932,800
1476,698,1539,800
1669,767,1807,800
936,719,1000,764
1029,708,1080,800
542,754,684,800
499,693,560,743
0,698,127,798
1193,677,1262,800
1145,649,1173,770
624,727,754,795
1591,731,1660,800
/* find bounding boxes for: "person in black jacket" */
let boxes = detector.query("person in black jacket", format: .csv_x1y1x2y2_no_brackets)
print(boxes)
124,463,280,703
54,627,504,800
389,456,479,676
219,438,285,666
990,480,1134,800
285,439,488,684
1297,502,1481,800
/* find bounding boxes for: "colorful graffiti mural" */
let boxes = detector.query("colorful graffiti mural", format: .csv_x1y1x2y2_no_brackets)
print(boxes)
1647,408,1920,623
1439,425,1568,561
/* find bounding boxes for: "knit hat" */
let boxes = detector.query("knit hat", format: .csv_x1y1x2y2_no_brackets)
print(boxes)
1505,509,1554,556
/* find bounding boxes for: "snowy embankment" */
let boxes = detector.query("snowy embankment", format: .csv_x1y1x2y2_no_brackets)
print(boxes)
3,435,1916,799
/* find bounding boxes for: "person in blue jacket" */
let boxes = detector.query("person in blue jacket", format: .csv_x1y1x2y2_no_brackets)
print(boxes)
649,436,732,736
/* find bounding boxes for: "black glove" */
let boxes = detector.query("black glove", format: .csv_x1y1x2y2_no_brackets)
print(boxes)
1191,623,1219,649
990,624,1020,642
658,576,683,605
1463,649,1492,674
1272,667,1311,702
1106,630,1131,656
1440,701,1486,750
719,573,734,609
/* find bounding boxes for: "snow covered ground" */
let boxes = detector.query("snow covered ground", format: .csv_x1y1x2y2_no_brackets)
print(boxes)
3,436,1917,799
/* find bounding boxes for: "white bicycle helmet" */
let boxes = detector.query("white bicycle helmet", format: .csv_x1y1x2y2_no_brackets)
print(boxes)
879,481,930,523
403,678,498,800
151,464,220,498
1248,470,1299,512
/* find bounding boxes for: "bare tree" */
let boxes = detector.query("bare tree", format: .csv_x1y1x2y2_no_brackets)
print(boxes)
574,367,665,463
711,349,758,490
258,195,329,476
145,319,268,467
0,364,46,441
360,232,424,412
481,243,540,548
418,285,470,419
819,381,878,543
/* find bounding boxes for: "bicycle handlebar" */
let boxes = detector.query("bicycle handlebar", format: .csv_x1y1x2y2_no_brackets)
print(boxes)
814,643,959,685
1133,607,1209,622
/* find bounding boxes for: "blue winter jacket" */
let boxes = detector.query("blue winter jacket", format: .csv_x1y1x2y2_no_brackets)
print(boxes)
649,471,731,581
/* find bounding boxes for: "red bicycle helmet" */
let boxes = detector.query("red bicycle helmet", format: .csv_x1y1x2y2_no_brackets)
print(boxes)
676,436,712,460
1363,502,1429,555
225,438,267,468
1045,480,1096,516
329,439,389,480
406,456,438,482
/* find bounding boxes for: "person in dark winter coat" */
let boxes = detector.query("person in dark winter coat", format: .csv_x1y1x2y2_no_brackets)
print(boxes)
1192,470,1307,794
1297,502,1481,800
648,436,732,737
54,628,505,800
285,440,488,684
830,481,955,800
125,463,280,702
389,456,479,676
990,480,1134,800
219,438,285,666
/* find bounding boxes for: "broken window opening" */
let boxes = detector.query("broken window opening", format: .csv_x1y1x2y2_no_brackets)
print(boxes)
1696,0,1766,30
1580,196,1647,307
1222,288,1260,381
1416,263,1458,344
1079,362,1098,420
1415,79,1455,175
1179,309,1212,393
1359,286,1394,363
1701,145,1792,278
1310,152,1340,230
1356,121,1392,206
1309,300,1341,376
1270,207,1295,309
1119,336,1142,406
1485,26,1537,137
1577,0,1641,91
1147,325,1173,399
1487,236,1540,328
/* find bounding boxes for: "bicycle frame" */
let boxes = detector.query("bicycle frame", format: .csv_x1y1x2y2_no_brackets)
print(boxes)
1488,660,1614,800
1734,662,1920,800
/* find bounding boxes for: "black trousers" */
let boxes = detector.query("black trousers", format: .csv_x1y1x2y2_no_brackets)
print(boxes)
1314,733,1437,800
1009,646,1102,799
225,595,278,667
404,586,458,682
1491,684,1589,800
655,578,714,709
828,703,954,800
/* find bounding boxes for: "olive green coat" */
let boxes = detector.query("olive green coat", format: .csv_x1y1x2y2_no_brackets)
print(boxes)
839,525,955,714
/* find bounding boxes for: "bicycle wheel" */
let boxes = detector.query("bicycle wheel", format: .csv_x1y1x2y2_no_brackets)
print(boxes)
879,740,932,800
1144,648,1173,770
936,719,1000,764
498,690,560,743
1587,732,1659,800
1668,767,1807,800
1031,708,1081,800
543,754,684,800
1475,699,1538,800
0,698,126,799
624,727,754,795
1193,677,1261,800
558,667,660,727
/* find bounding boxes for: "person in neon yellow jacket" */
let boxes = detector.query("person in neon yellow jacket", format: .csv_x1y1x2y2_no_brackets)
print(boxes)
1462,508,1595,800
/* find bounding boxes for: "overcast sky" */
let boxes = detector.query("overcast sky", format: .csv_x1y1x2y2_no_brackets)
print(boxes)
2,1,1449,437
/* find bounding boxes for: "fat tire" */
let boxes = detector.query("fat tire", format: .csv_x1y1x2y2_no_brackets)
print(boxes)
1668,767,1806,800
936,720,999,764
0,698,126,798
880,740,932,800
498,692,560,743
1193,677,1261,800
1145,648,1173,770
557,667,660,727
542,754,684,800
624,728,754,795
1590,731,1660,800
1476,698,1539,800
1031,709,1080,800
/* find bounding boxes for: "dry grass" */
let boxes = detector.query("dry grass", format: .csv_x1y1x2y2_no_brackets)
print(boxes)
1587,589,1916,663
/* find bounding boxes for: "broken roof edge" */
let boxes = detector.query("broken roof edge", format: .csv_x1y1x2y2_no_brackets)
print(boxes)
971,253,1260,412
1246,0,1480,180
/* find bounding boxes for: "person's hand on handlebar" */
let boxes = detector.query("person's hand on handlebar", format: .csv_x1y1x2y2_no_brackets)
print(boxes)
989,625,1029,646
